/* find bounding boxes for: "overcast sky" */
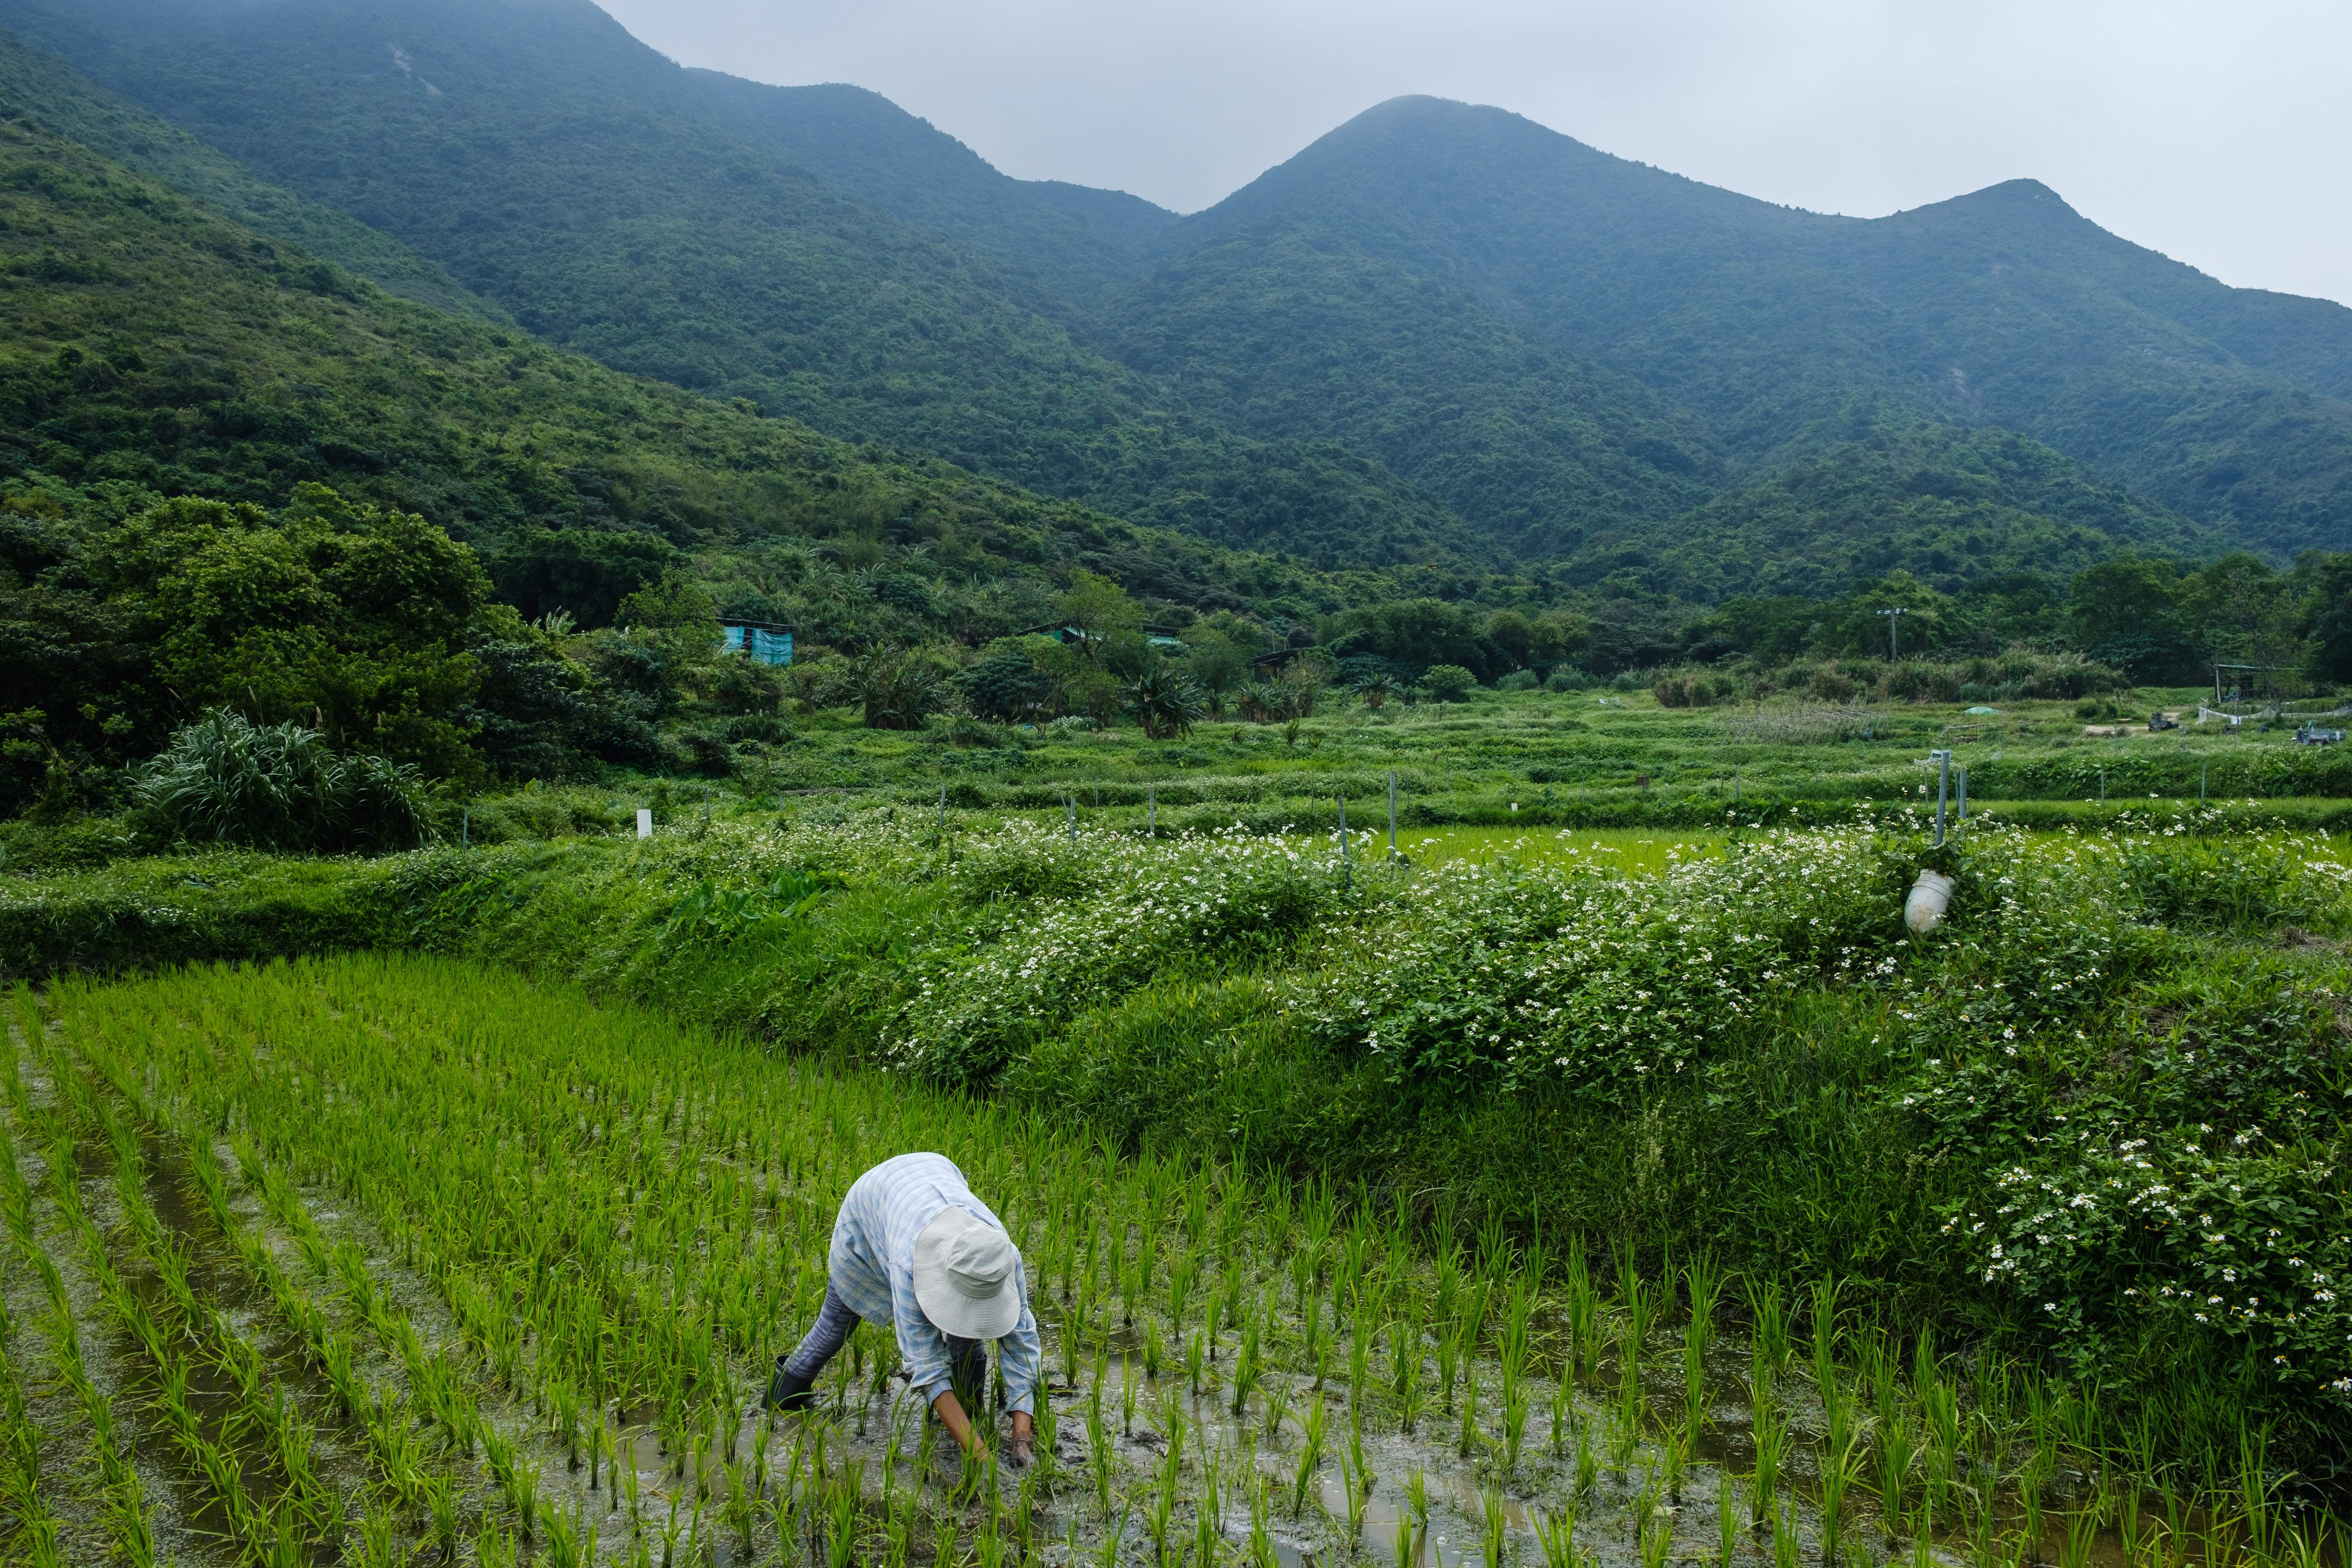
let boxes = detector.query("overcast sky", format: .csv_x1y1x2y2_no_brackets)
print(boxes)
595,0,2352,306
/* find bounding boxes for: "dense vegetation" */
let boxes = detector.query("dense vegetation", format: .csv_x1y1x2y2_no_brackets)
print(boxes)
1146,98,2352,562
0,105,1449,809
0,0,1477,568
7,2,2347,580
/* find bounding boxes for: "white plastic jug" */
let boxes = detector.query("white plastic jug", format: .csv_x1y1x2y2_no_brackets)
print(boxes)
1904,869,1955,935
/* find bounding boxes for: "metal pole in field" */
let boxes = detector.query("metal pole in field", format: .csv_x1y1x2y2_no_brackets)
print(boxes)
1148,782,1156,836
2099,769,2106,804
938,783,946,833
2200,761,2208,803
1387,770,1398,860
1956,768,1968,823
461,807,468,851
1066,793,1077,849
1932,749,1951,848
1339,795,1350,893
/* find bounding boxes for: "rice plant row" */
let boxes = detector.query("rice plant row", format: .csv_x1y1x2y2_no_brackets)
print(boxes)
1,954,2341,1568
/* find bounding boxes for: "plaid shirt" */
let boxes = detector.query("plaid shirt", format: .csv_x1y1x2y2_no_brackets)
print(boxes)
826,1152,1042,1417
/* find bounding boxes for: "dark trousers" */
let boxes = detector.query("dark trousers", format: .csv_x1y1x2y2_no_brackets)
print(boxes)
785,1283,988,1407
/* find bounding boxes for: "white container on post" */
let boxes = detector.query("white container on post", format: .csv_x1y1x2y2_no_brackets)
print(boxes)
636,808,654,839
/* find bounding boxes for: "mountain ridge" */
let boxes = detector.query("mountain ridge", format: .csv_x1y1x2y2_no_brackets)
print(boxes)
4,0,2343,578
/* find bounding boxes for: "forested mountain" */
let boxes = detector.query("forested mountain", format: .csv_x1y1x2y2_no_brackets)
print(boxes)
0,97,1377,795
0,0,1482,567
1130,97,2352,559
1557,422,2210,603
4,0,2345,589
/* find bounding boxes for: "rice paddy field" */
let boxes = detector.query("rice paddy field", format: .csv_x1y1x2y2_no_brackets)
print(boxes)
5,699,2352,1566
5,953,2342,1568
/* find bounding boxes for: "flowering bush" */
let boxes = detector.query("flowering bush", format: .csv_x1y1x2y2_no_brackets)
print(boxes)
1291,829,1909,1095
887,823,1356,1085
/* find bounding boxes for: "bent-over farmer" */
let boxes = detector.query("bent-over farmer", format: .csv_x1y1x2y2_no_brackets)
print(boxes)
764,1151,1041,1466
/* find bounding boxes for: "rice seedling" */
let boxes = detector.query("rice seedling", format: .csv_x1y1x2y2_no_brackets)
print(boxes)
1773,1503,1803,1568
1745,1278,1790,1382
1459,1364,1484,1458
1549,1362,1573,1459
1482,1486,1510,1568
1395,1509,1420,1568
1640,1508,1675,1568
1720,1477,1742,1566
1876,1417,1917,1538
1817,1433,1867,1568
1234,1307,1266,1416
1503,1376,1532,1475
1537,1506,1579,1568
1573,1417,1598,1500
1342,1419,1375,1544
1766,1396,1815,1547
1293,1394,1329,1514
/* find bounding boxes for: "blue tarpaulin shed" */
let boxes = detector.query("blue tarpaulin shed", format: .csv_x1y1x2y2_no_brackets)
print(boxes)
720,622,794,666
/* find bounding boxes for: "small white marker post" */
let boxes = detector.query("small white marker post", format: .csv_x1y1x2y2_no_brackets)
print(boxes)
1338,795,1350,893
636,808,653,839
1387,770,1398,861
1147,782,1156,837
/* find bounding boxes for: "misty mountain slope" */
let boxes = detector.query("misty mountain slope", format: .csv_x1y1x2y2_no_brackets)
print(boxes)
0,0,1480,568
680,71,1177,326
1141,96,2352,556
1564,422,2211,602
0,25,500,320
1108,217,1729,559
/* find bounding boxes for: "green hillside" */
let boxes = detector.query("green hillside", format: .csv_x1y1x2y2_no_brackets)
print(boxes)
0,104,1407,799
0,26,499,322
1564,421,2212,601
1155,97,2352,557
0,0,1482,568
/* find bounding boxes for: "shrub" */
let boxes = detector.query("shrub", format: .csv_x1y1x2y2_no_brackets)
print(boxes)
1543,667,1594,692
1495,669,1540,692
1652,672,1717,708
1422,664,1478,702
131,710,429,853
1124,664,1207,740
849,648,949,730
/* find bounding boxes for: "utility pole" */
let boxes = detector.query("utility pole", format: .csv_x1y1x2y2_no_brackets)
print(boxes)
1877,606,1909,663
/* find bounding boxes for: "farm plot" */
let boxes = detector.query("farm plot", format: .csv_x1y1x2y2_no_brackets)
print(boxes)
0,955,2337,1567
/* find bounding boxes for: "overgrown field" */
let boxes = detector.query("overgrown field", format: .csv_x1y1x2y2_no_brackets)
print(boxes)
16,686,2352,879
2,954,2346,1568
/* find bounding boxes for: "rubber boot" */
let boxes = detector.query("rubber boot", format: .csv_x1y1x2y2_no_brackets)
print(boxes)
763,1356,816,1413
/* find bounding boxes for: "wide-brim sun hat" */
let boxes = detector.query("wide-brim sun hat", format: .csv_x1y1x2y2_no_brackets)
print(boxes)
912,1207,1023,1341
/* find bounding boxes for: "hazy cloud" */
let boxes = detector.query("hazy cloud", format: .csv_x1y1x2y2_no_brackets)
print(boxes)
594,0,2352,306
